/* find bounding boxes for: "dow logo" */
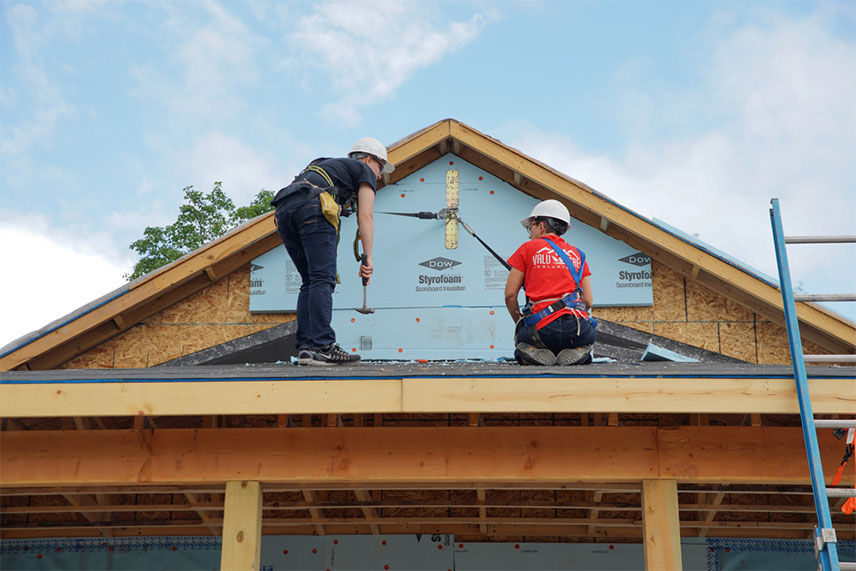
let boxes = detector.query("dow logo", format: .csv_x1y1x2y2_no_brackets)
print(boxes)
419,257,462,271
619,252,651,266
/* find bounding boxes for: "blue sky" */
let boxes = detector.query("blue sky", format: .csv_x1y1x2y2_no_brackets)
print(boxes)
1,0,854,346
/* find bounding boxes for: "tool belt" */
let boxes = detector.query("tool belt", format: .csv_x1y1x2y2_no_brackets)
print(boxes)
522,293,590,329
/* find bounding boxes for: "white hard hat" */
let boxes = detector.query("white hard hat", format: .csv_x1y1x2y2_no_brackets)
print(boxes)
520,199,571,229
349,137,395,174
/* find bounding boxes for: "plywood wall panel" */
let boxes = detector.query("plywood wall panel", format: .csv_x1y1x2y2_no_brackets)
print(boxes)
594,306,654,323
651,262,687,322
686,279,754,322
653,322,720,353
718,322,758,363
755,322,791,364
61,343,115,369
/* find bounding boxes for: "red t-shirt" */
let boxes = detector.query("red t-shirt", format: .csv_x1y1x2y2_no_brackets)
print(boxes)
507,236,591,326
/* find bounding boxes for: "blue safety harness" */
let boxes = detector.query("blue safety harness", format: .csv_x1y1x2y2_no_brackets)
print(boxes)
521,238,592,328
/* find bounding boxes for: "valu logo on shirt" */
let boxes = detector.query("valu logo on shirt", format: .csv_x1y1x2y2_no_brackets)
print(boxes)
532,246,581,269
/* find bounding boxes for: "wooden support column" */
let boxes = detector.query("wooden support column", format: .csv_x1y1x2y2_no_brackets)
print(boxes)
642,479,682,571
221,481,263,571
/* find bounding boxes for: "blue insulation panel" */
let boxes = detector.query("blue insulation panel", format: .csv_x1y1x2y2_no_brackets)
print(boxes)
251,154,653,358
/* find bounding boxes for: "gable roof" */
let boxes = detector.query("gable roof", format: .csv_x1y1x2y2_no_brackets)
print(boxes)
3,118,853,371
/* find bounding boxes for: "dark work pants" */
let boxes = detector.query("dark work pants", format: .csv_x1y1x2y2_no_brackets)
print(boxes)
516,313,597,354
274,190,338,349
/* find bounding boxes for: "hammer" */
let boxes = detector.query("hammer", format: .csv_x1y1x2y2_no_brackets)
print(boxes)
354,253,374,314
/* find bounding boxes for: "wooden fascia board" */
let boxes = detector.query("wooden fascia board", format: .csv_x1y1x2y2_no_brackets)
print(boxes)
447,121,856,350
1,426,849,487
386,120,451,172
2,376,853,418
0,214,278,371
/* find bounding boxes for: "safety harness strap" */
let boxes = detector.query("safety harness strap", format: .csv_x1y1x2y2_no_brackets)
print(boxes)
305,164,334,188
521,238,589,329
542,238,585,285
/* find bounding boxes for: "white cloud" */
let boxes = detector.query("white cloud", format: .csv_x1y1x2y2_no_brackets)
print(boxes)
130,0,261,122
503,5,856,319
288,1,493,126
0,216,131,348
0,3,74,178
185,131,288,203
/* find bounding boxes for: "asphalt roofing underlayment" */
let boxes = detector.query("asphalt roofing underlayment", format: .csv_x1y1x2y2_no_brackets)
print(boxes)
155,318,744,369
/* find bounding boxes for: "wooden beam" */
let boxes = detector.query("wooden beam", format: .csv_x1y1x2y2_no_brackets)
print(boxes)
302,489,326,535
587,490,603,535
63,494,101,524
642,479,682,571
4,376,853,419
477,488,487,535
698,492,726,538
220,481,262,571
184,491,221,535
400,377,854,415
386,120,450,170
2,426,851,487
353,489,380,535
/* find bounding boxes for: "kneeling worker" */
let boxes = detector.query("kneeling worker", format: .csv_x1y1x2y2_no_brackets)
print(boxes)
504,199,596,365
270,137,394,366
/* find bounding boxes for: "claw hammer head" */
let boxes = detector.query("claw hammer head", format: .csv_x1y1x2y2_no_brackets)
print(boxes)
354,253,375,314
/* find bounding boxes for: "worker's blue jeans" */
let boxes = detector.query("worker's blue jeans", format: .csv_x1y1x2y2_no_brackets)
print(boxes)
516,313,596,354
274,190,338,349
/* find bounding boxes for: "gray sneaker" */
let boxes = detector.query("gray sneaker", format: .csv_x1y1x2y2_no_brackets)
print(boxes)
514,343,557,366
556,345,593,366
298,344,361,366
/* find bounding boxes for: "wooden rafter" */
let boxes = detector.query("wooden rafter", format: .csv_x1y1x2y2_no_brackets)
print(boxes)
353,489,380,535
301,490,325,535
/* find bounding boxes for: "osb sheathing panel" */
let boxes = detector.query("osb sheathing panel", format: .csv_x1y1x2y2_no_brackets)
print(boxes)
61,264,294,369
651,262,688,322
718,322,759,363
686,278,754,322
653,322,721,354
755,321,826,365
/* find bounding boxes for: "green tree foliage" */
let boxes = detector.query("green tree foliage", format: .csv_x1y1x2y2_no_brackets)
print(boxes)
125,182,274,281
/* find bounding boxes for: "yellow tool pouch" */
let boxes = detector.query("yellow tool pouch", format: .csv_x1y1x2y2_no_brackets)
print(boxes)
318,190,341,230
305,164,342,231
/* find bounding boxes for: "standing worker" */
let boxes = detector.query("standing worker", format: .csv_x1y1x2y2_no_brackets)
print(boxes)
270,137,394,366
504,199,596,365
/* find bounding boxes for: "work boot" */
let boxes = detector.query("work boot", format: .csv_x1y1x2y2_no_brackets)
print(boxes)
556,345,593,366
514,343,557,366
298,344,361,366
